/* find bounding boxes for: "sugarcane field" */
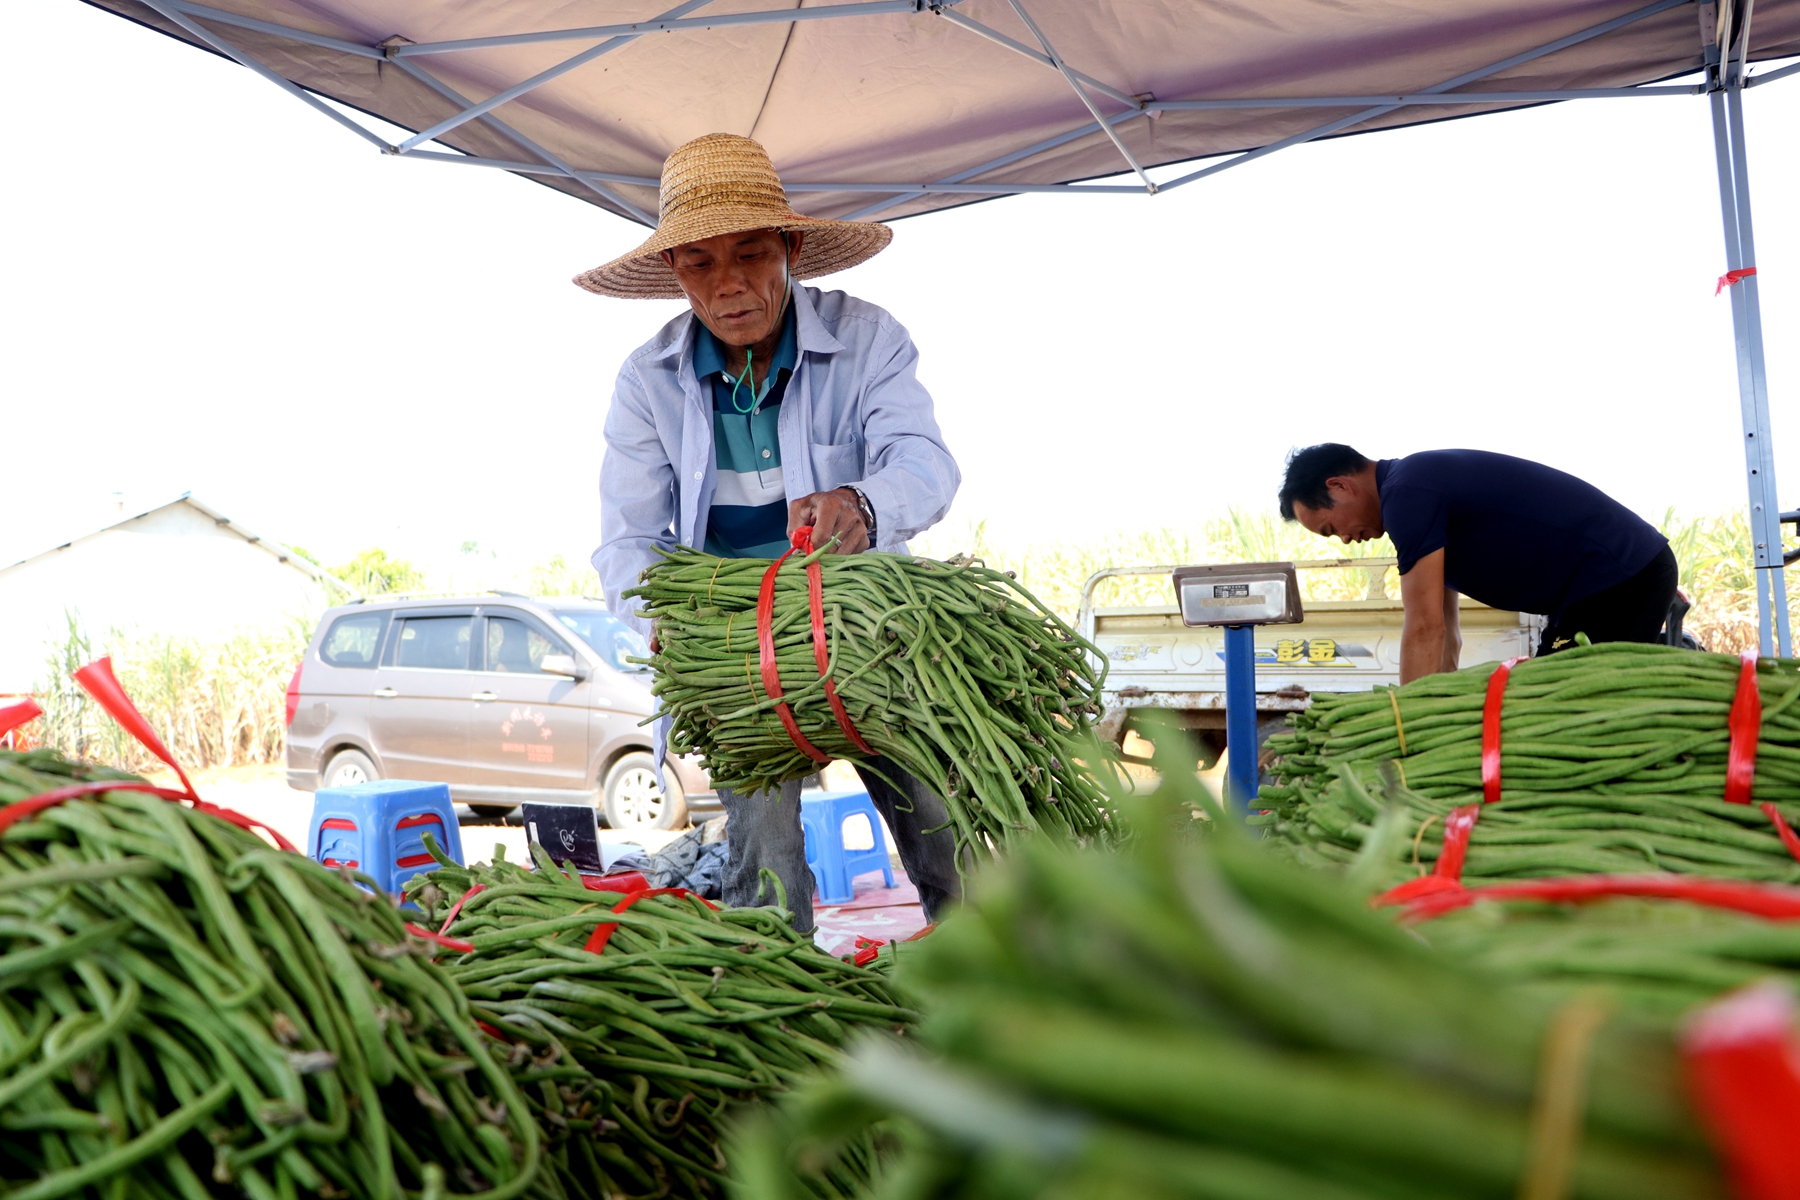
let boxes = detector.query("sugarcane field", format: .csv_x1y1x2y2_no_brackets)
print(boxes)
10,2,1800,1198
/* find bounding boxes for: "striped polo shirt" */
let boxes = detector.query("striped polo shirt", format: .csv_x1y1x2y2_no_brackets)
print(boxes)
695,308,798,558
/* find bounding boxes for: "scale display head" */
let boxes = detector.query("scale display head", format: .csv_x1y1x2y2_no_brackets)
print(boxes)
1170,562,1305,628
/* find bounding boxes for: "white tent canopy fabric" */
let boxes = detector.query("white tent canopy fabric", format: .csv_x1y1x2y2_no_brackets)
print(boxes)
79,0,1800,653
82,0,1800,225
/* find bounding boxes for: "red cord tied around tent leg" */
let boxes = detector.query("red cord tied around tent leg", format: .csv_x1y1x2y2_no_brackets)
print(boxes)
1720,650,1800,865
0,657,298,852
755,526,875,764
1372,657,1522,907
1716,266,1758,296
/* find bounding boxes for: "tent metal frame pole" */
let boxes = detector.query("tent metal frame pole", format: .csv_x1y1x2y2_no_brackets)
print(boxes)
1709,75,1790,655
394,0,714,154
137,0,393,151
999,0,1154,192
391,60,657,223
1157,0,1690,192
391,0,920,56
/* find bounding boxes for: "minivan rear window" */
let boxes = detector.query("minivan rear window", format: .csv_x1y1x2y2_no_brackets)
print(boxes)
553,610,650,672
395,616,472,670
320,613,386,668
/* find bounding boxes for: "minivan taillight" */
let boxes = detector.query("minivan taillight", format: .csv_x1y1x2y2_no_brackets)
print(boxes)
284,662,303,728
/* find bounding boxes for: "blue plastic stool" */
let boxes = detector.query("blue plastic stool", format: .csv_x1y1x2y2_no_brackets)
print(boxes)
801,790,894,904
307,780,464,897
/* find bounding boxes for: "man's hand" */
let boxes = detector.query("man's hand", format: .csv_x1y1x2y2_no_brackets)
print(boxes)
1398,548,1451,685
788,489,870,555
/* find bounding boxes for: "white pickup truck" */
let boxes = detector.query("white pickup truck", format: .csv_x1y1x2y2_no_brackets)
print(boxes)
1077,558,1543,764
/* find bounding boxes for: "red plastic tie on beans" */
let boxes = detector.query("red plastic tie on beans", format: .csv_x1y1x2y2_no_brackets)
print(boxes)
1726,651,1762,806
0,659,299,852
1681,981,1800,1200
584,887,719,956
0,698,42,739
1482,656,1523,806
756,525,874,762
436,882,487,935
405,923,474,954
757,531,831,764
1391,873,1800,922
1721,651,1800,865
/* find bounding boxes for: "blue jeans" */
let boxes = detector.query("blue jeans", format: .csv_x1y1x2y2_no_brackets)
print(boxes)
717,757,961,933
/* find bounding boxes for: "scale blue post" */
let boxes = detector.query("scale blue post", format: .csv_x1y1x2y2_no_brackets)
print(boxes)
1223,624,1258,811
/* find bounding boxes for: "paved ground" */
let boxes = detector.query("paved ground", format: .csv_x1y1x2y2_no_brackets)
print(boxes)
162,765,929,954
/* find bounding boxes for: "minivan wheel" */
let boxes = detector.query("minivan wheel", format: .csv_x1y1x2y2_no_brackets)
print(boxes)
603,753,687,832
322,748,378,790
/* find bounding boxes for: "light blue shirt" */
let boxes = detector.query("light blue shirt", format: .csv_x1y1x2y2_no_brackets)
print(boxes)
594,284,961,638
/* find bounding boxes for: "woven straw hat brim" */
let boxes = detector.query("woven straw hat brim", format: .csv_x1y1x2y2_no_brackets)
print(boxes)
574,132,892,299
574,214,890,300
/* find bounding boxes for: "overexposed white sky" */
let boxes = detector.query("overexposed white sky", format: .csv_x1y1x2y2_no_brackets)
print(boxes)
7,0,1799,576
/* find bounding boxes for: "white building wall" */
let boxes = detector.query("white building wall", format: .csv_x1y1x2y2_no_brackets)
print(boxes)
0,501,330,693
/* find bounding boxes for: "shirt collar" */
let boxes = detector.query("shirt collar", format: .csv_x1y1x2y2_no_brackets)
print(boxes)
692,300,800,382
656,283,846,366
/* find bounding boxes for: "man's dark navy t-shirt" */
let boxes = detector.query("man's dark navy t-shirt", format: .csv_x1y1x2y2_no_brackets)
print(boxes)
1376,450,1666,618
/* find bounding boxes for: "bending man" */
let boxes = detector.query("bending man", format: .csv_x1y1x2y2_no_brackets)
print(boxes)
585,133,963,932
1279,444,1677,682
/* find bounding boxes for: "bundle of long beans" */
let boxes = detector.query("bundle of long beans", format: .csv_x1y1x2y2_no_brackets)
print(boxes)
1418,894,1800,1022
1257,642,1800,887
730,762,1722,1200
0,748,544,1200
407,848,917,1200
627,546,1116,859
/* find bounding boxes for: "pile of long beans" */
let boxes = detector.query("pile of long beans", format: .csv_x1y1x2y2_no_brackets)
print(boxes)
407,847,917,1200
1418,894,1800,1022
627,547,1117,860
0,748,543,1200
730,762,1721,1200
1257,642,1800,887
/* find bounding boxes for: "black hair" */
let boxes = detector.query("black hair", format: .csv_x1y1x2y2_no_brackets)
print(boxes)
1278,444,1371,520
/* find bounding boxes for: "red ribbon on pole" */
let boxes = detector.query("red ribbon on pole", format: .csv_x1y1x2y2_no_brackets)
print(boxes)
1716,266,1758,296
755,526,873,763
0,698,42,740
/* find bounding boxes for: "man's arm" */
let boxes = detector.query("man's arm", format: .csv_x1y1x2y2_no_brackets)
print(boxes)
1440,585,1463,674
845,319,960,548
1398,548,1451,684
592,360,677,639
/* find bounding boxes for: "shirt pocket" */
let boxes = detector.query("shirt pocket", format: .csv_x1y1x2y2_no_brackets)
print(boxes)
810,439,865,492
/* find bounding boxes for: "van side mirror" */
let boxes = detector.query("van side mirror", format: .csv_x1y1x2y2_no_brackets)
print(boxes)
540,654,586,680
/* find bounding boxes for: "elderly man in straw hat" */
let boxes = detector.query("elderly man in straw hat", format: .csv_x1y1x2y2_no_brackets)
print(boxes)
582,133,962,933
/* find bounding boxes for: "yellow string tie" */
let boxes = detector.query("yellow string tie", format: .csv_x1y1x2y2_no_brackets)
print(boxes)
707,557,727,603
1389,689,1409,756
1411,812,1440,874
1517,992,1612,1200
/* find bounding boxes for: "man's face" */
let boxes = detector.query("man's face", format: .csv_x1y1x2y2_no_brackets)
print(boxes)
1292,476,1384,544
666,228,801,347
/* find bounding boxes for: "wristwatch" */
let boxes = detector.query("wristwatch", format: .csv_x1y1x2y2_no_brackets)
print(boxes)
842,485,878,544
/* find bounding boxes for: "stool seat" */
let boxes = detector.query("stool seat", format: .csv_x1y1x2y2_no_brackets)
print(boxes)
801,789,893,905
307,780,463,898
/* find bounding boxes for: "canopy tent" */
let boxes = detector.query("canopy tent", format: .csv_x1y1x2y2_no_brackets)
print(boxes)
80,0,1800,648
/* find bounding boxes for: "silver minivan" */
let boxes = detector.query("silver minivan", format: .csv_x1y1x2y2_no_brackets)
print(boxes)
284,593,713,830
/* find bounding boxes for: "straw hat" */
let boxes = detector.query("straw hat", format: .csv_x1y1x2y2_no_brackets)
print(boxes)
574,133,892,299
